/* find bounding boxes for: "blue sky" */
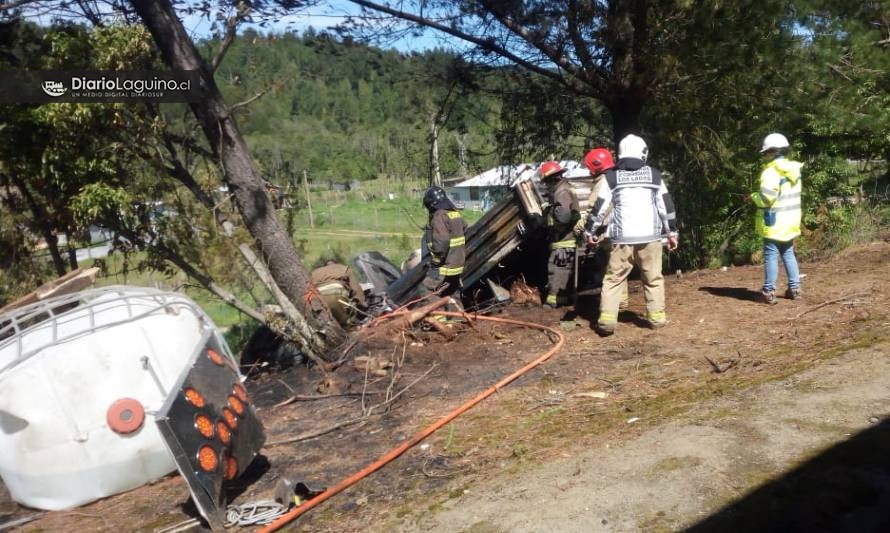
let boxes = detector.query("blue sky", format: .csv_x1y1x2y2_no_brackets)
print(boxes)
181,0,458,52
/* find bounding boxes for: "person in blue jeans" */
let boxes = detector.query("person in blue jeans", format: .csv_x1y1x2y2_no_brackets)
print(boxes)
747,133,804,304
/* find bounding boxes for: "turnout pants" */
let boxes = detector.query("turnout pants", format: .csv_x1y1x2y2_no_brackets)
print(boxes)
599,241,665,327
546,247,575,307
422,270,463,312
590,245,629,308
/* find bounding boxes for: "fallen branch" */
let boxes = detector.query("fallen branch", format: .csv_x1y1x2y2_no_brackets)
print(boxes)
423,317,455,340
375,363,437,412
383,297,450,331
267,364,435,446
383,334,408,410
270,392,383,409
794,291,871,319
265,417,367,447
703,353,740,374
330,336,363,370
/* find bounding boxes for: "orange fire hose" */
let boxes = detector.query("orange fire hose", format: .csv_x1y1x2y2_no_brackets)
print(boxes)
258,311,565,532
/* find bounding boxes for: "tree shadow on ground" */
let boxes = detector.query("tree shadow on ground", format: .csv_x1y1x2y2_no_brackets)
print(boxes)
698,286,763,302
686,418,890,533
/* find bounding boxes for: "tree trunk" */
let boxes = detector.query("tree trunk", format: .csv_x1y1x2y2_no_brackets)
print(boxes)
607,94,643,144
66,245,78,271
10,174,66,276
132,0,345,355
44,232,66,277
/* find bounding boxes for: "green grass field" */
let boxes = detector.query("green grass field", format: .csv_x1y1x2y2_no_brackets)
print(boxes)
288,185,483,268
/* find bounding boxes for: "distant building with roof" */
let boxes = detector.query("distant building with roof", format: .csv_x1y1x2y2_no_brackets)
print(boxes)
447,161,590,211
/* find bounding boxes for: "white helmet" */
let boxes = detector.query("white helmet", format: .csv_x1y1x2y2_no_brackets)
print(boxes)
618,134,648,162
761,133,790,153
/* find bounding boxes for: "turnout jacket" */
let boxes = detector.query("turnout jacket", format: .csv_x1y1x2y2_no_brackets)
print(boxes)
429,208,468,276
310,263,366,306
545,178,580,249
585,158,677,245
750,157,803,242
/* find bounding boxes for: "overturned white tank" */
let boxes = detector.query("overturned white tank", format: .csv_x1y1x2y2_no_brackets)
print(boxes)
0,286,238,511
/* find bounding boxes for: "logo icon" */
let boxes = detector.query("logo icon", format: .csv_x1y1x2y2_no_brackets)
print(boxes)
42,80,66,97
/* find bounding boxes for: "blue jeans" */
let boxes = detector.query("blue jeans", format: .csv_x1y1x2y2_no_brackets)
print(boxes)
763,239,800,292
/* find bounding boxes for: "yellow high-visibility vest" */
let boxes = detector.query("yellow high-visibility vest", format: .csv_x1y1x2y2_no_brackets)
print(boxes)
751,158,803,242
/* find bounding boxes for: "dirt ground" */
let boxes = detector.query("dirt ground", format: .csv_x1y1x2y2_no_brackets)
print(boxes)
3,240,889,532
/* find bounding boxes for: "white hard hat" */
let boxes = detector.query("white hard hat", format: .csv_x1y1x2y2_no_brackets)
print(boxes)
618,134,648,162
761,133,790,153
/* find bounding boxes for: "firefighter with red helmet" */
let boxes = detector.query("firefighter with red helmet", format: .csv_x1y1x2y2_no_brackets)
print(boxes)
574,148,626,304
538,161,581,309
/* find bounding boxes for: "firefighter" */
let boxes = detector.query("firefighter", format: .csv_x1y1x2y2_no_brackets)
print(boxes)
310,259,367,327
574,148,628,308
421,186,467,301
747,133,803,304
538,161,581,309
585,135,679,335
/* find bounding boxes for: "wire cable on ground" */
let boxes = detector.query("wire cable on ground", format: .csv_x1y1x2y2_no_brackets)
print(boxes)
258,311,566,532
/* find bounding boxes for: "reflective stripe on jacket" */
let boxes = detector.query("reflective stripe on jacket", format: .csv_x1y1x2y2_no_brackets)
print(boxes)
751,158,803,242
310,263,367,306
430,208,468,277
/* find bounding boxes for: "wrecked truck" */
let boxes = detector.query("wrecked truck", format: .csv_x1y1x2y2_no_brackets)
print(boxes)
0,286,263,530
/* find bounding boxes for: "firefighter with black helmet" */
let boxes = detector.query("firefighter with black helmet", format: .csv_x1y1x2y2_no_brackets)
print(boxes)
421,186,467,301
538,161,581,309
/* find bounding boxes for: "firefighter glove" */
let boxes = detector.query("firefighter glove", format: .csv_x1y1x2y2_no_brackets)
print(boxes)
573,212,589,236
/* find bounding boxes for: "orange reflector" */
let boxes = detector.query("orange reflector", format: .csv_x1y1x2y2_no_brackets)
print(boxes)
227,395,245,416
198,445,218,472
184,388,206,408
224,455,238,481
195,414,215,439
222,407,238,430
217,420,232,445
207,348,225,366
233,383,249,404
106,398,145,435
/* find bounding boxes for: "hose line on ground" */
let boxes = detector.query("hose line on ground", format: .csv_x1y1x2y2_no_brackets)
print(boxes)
258,311,566,533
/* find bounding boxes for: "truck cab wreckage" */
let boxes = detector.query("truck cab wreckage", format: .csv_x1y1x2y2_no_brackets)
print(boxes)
383,164,602,307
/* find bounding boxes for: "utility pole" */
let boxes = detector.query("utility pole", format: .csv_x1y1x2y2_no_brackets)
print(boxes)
303,169,314,228
455,131,468,178
430,112,442,187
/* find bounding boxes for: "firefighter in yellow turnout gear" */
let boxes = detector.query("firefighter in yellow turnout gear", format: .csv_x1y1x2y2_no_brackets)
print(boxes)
538,161,581,309
421,186,468,302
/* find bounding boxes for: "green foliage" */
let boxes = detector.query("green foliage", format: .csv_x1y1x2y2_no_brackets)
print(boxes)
213,31,502,182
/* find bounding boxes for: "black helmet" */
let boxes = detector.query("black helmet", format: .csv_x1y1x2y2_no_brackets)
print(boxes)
423,186,448,211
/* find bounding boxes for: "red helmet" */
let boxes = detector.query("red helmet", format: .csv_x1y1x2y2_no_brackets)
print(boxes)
583,148,615,175
538,161,566,179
